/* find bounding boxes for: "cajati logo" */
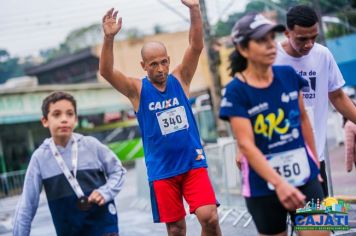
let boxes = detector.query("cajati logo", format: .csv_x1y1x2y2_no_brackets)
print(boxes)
295,197,351,231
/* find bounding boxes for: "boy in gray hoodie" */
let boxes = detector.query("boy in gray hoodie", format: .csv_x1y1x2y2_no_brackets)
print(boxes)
13,91,126,236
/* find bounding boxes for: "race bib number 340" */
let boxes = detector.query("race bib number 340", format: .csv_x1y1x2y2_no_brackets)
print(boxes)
267,147,311,190
156,106,189,135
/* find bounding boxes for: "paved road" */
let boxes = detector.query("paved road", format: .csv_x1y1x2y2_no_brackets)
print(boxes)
1,144,356,236
0,166,256,236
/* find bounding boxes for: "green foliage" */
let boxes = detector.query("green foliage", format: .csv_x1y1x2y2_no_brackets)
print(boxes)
40,24,101,62
0,49,24,83
274,0,309,9
39,43,71,62
213,0,356,39
213,0,287,37
64,24,102,52
318,0,350,14
326,10,356,38
40,22,145,62
245,1,268,12
214,12,243,37
124,28,144,40
153,24,165,34
214,20,231,37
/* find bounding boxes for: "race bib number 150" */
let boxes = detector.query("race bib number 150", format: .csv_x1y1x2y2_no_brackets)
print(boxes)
156,106,189,135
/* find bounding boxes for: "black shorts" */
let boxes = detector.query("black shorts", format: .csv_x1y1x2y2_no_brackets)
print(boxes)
245,178,325,235
320,160,329,196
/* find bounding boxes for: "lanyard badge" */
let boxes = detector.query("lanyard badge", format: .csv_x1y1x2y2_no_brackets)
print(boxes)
50,136,92,211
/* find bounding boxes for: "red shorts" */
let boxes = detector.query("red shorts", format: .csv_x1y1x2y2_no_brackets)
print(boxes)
149,168,218,223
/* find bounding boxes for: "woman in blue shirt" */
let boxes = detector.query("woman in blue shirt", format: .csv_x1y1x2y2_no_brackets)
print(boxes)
219,13,327,236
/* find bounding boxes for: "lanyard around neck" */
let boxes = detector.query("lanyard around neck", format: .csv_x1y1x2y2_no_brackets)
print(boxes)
49,136,84,198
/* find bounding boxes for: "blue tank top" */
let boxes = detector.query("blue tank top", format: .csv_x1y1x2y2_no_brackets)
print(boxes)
136,74,207,181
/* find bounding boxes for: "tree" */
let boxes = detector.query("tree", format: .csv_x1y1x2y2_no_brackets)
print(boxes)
40,23,146,62
214,12,243,37
0,49,23,83
123,27,144,40
40,24,102,62
40,43,71,62
213,0,284,37
153,24,165,34
64,24,102,52
213,0,356,39
326,9,356,38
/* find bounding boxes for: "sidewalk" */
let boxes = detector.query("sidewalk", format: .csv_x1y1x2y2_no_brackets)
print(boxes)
328,144,356,235
329,143,356,196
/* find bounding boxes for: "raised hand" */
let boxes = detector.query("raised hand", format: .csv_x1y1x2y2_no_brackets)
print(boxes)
102,8,122,38
181,0,199,8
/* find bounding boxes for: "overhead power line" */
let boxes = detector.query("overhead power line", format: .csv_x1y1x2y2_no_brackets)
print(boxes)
1,0,148,20
1,0,226,57
157,0,189,22
0,2,182,29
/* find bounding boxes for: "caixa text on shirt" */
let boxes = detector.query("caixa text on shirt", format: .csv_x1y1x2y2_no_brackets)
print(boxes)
149,97,179,111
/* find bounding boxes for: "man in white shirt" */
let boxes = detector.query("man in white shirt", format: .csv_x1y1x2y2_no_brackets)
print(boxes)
275,5,356,196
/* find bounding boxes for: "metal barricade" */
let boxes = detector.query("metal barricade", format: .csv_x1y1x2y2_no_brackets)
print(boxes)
205,139,252,227
0,170,26,199
131,139,252,227
132,158,151,210
204,143,224,199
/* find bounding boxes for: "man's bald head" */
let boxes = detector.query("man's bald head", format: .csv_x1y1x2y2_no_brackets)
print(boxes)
141,41,167,61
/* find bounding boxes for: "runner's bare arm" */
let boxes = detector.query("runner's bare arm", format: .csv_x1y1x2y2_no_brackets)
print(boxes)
99,8,141,110
299,94,319,168
230,116,306,211
172,0,204,96
329,88,356,124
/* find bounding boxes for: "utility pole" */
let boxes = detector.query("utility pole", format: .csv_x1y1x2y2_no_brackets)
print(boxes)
312,0,327,45
199,0,227,136
312,0,333,196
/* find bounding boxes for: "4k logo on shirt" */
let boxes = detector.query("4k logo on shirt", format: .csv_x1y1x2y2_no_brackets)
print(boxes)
254,108,289,140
